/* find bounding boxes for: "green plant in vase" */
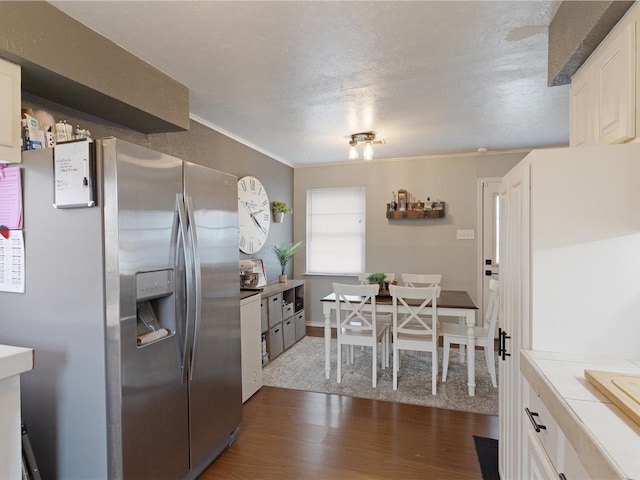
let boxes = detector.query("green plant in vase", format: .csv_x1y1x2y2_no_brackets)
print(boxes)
366,272,389,294
272,201,292,223
274,241,302,282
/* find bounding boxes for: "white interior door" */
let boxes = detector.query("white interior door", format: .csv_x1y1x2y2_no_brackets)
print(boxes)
479,178,501,320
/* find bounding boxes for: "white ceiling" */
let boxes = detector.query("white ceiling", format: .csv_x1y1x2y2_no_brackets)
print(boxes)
50,1,569,167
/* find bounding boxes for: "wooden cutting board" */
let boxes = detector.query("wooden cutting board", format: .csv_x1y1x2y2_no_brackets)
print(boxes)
585,370,640,427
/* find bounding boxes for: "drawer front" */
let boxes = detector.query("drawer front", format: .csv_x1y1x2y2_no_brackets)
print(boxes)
268,293,283,327
268,323,284,360
283,303,294,320
526,388,560,471
294,310,305,341
526,429,558,480
283,318,296,349
260,299,268,333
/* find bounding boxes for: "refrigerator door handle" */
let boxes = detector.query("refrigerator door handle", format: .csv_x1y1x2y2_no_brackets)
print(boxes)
185,195,202,381
176,194,195,384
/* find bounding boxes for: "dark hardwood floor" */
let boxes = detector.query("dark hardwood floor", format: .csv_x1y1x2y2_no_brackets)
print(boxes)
200,386,498,479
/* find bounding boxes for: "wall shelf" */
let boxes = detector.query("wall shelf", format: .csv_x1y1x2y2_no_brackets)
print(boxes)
386,202,445,219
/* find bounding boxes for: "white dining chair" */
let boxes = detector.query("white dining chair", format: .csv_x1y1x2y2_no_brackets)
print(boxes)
333,283,389,388
389,284,440,394
401,273,441,287
441,279,499,388
399,274,441,330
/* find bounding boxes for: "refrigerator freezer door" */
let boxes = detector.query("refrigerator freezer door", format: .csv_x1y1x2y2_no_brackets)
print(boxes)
183,162,241,476
101,138,190,479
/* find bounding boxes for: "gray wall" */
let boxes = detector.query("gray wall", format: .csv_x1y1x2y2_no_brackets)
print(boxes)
22,94,293,283
293,151,527,326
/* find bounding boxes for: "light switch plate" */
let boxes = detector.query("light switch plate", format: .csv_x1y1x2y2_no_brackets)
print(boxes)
457,229,475,240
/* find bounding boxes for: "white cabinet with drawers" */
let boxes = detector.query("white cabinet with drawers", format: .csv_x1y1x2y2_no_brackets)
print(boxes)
521,350,640,480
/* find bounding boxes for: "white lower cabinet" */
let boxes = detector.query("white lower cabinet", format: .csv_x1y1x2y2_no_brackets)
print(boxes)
526,430,558,480
240,295,262,403
523,379,591,480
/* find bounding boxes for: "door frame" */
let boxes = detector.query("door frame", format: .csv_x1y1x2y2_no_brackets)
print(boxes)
476,177,502,320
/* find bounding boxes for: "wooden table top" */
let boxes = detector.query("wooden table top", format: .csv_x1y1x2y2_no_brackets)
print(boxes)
321,289,478,310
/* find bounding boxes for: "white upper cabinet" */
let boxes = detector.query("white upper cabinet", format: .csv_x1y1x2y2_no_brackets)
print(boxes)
0,58,21,164
570,9,637,146
595,22,635,144
569,68,594,146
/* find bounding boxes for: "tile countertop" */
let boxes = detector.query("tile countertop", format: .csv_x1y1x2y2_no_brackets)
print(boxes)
521,350,640,479
0,344,34,381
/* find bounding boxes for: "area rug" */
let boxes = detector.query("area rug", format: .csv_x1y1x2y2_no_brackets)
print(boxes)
473,435,500,480
262,336,498,415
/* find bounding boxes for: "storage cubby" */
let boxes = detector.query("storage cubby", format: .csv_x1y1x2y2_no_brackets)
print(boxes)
260,298,268,333
294,285,304,312
259,279,305,366
283,318,296,349
294,310,305,342
267,323,284,360
267,293,283,327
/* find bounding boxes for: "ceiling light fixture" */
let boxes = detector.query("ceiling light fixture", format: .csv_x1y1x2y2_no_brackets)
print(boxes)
348,138,359,160
348,131,376,161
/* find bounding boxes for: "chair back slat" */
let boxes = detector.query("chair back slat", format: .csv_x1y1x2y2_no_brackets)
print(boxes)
401,273,442,287
333,283,380,332
389,285,439,335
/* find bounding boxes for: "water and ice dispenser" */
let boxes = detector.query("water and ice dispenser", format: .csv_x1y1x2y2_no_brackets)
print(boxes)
135,269,175,346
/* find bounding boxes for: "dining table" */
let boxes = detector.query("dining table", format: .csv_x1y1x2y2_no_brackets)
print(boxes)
320,290,479,396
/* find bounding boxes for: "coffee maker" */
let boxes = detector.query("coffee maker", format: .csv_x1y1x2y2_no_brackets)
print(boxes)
239,260,260,289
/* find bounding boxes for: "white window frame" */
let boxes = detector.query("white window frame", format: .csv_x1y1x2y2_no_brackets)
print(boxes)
306,187,365,275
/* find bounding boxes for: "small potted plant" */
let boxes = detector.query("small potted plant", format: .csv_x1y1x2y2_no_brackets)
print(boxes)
367,272,390,295
274,241,302,282
272,201,293,223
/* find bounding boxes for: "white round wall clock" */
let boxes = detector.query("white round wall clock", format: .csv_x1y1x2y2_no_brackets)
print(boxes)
238,176,271,254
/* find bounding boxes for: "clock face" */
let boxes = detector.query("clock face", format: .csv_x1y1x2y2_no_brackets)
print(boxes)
238,176,270,254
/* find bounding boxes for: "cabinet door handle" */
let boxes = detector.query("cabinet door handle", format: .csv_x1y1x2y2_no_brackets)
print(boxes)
558,474,567,480
525,408,547,432
498,328,511,360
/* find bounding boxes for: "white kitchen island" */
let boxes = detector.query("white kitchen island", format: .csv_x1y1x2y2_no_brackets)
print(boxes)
0,344,34,479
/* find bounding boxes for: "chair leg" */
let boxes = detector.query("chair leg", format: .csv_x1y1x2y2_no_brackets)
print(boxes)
337,342,342,383
349,345,354,364
442,338,450,382
385,327,390,369
432,349,438,395
393,344,399,390
372,344,377,388
486,345,497,388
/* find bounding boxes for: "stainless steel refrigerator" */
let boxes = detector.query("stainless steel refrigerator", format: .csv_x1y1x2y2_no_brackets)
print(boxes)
0,137,242,479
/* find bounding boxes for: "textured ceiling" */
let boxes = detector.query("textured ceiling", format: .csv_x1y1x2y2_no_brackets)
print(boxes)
50,1,570,166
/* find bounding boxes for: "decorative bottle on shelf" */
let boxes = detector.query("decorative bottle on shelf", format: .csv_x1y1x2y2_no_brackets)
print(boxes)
389,191,396,212
425,196,432,211
398,189,407,211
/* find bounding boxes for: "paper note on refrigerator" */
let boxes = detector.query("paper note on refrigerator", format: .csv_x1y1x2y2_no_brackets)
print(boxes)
0,229,25,293
0,165,23,229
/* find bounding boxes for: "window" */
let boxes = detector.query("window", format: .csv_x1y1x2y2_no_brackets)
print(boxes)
306,187,365,274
